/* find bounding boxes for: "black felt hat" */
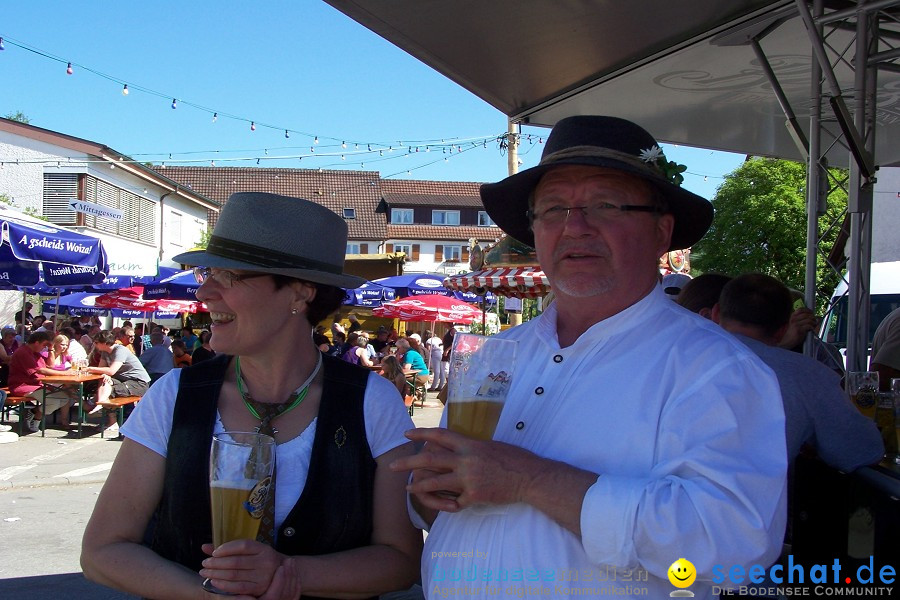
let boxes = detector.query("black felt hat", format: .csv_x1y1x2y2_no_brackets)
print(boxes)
480,116,713,251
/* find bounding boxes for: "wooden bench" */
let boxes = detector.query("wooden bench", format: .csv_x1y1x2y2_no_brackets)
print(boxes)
98,396,142,438
1,388,32,435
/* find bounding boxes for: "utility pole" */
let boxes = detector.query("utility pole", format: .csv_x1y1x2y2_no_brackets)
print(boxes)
506,119,523,328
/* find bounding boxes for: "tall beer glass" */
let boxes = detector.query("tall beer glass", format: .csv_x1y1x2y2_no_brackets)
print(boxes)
848,371,879,420
209,431,275,547
446,333,517,440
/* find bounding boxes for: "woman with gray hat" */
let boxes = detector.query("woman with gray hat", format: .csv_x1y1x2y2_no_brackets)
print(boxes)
82,192,422,599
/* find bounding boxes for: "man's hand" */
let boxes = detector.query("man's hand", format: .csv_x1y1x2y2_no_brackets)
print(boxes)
779,307,817,349
391,428,544,511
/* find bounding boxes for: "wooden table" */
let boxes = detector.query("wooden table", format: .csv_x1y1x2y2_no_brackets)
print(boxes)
41,372,103,438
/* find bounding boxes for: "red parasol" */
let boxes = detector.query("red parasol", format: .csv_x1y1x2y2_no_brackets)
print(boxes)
94,288,207,314
373,295,483,323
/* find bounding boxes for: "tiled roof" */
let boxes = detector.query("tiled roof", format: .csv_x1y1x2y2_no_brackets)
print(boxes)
151,166,384,239
383,193,484,207
387,224,502,241
380,178,484,197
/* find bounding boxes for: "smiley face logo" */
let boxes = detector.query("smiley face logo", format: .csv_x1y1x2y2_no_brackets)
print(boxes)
668,558,696,589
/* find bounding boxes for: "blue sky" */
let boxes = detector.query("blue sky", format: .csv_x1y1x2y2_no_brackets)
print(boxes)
0,1,744,199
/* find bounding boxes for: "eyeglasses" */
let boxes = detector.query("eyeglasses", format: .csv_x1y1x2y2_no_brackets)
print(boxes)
527,202,661,227
193,267,269,288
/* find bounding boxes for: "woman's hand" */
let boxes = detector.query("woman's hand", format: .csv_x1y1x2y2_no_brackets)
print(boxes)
200,541,299,599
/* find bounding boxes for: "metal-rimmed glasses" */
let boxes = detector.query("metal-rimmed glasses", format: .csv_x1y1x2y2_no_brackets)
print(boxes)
193,267,269,288
527,202,661,227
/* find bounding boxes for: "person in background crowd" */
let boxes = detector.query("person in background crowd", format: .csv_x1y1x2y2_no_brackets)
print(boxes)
191,330,216,364
661,272,692,301
406,333,424,365
347,313,362,333
81,325,101,354
313,325,331,352
327,330,347,358
116,327,137,355
9,331,75,432
388,326,399,343
425,330,444,391
778,289,844,378
341,331,374,367
46,334,74,371
86,330,151,434
380,355,409,398
331,317,346,340
151,325,172,349
170,339,192,368
139,332,175,384
0,327,20,387
34,315,53,333
60,326,88,366
393,115,786,598
676,272,733,318
395,337,429,390
713,273,883,470
438,324,456,392
371,326,390,353
870,305,900,391
14,302,34,327
179,326,199,352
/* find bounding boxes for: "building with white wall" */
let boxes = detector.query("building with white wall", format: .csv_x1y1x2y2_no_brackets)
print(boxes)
0,118,219,279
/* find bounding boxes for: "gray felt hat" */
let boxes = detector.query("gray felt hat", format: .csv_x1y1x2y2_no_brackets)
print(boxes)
172,192,365,289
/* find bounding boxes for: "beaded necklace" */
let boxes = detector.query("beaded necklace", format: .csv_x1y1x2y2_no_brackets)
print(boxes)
235,353,322,436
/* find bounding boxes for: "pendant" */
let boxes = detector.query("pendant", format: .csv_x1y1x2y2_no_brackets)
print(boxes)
255,421,278,436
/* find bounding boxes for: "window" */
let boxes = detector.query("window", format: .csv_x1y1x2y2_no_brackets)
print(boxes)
394,243,412,255
392,208,413,224
444,245,462,261
168,211,183,246
43,174,156,244
342,208,356,219
432,210,460,226
478,211,495,227
346,243,360,254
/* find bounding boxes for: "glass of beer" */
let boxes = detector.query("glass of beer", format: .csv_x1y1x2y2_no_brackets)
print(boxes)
446,333,517,440
848,371,879,420
204,432,275,594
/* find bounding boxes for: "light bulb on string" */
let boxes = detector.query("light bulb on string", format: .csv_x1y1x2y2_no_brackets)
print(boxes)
210,160,215,167
0,38,5,51
66,62,73,75
360,162,365,168
171,98,177,109
314,136,319,144
379,150,384,156
367,144,371,152
310,146,315,153
212,112,218,123
341,155,345,160
257,158,260,165
250,122,256,131
284,130,290,139
354,143,359,150
704,176,708,181
122,84,129,96
341,141,347,149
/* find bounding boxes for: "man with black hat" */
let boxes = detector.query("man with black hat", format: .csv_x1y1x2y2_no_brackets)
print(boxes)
394,116,787,599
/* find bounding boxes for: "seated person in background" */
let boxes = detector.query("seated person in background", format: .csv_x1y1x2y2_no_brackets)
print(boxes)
116,327,137,355
190,330,216,364
150,325,172,349
711,273,883,470
341,332,374,367
870,306,900,390
327,330,347,357
179,326,199,352
371,326,390,353
60,326,88,365
676,272,733,318
395,337,429,389
312,325,331,352
778,289,844,378
139,332,174,383
0,326,20,387
46,334,74,370
170,340,192,368
81,325,101,355
8,331,76,432
87,330,152,434
380,355,409,398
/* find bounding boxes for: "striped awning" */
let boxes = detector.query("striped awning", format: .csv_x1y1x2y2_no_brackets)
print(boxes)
443,267,550,299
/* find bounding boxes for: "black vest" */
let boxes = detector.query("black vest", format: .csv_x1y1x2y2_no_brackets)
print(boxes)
148,353,376,575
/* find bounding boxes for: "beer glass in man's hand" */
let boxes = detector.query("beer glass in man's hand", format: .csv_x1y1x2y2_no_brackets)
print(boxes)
446,333,518,440
204,431,275,595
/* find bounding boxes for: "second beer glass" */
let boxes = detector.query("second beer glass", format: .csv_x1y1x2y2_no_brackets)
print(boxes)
446,333,517,440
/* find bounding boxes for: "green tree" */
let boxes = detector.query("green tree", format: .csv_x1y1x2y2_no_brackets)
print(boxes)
4,111,30,124
692,157,847,312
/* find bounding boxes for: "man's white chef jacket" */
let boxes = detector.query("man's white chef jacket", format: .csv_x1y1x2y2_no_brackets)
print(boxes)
418,286,787,599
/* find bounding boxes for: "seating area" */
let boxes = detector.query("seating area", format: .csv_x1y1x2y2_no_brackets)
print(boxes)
97,396,141,438
0,386,141,438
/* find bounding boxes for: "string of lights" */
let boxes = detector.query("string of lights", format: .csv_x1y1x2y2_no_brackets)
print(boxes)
0,34,731,183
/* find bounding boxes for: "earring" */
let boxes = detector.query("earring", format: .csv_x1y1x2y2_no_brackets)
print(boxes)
291,308,299,315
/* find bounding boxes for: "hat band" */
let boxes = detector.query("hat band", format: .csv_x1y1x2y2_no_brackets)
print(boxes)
540,145,661,178
207,235,343,275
